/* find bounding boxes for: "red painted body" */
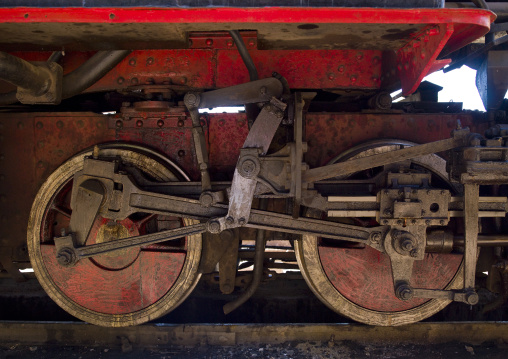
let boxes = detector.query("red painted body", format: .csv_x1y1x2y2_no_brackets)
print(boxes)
0,5,496,317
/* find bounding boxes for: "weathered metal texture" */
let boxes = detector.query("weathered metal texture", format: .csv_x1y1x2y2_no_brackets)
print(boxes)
208,113,248,174
396,24,453,95
2,321,508,347
41,244,185,314
476,50,508,110
318,245,462,312
0,8,493,95
0,115,36,278
0,8,493,52
304,113,490,168
216,48,382,90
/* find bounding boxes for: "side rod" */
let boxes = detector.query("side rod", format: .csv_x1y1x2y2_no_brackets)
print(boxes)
302,133,470,183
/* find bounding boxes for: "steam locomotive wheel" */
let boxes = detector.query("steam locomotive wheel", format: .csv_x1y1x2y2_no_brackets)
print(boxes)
27,145,202,327
295,140,465,326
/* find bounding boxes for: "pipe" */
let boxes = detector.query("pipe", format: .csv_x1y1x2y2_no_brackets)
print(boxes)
229,30,258,82
0,52,52,96
223,198,267,315
0,50,131,106
61,50,130,99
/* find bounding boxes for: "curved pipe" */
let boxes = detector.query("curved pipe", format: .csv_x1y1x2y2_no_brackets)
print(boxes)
0,50,131,106
229,30,258,82
223,198,267,315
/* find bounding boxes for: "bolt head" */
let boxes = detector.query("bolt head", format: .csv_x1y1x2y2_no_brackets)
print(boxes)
56,248,76,267
207,220,221,234
465,291,479,305
370,232,382,244
226,216,235,225
238,218,246,226
395,283,414,301
241,159,256,174
200,192,214,207
401,239,414,251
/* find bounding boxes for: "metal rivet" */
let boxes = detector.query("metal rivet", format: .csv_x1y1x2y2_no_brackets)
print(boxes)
117,77,125,84
248,39,256,47
178,120,185,127
129,58,136,66
36,122,43,129
157,120,164,128
115,120,123,128
131,77,139,85
178,150,185,157
136,120,143,127
146,57,154,65
206,39,213,46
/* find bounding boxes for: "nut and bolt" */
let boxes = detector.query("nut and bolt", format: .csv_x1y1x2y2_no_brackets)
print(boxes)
226,216,235,225
200,192,214,207
395,283,414,301
465,291,479,305
56,248,76,267
370,232,382,244
238,218,246,226
185,93,199,107
241,159,256,175
401,238,414,252
208,220,221,233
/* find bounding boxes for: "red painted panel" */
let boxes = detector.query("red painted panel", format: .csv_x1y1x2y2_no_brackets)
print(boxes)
318,244,462,312
41,243,185,314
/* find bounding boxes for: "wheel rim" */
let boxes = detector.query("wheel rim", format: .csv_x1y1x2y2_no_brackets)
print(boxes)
27,145,202,327
295,140,464,326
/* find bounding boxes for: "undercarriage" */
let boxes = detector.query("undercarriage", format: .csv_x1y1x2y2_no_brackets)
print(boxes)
1,2,508,327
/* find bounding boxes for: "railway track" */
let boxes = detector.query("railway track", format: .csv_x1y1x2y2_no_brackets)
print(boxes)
1,321,508,346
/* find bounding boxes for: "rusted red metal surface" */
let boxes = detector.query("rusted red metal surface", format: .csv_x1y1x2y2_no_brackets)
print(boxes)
304,113,490,168
318,244,463,312
41,244,185,314
0,7,494,97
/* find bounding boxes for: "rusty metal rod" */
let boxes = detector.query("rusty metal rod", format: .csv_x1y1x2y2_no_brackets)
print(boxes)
223,198,267,315
455,235,508,247
0,51,52,96
0,50,130,106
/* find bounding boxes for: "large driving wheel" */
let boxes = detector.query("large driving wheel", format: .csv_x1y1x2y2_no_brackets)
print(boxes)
295,140,464,326
27,144,202,327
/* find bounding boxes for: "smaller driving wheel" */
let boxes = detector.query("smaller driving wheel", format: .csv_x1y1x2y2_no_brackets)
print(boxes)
295,140,464,326
27,145,202,327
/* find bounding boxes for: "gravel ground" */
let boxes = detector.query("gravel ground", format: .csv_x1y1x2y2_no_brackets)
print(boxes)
2,340,507,359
